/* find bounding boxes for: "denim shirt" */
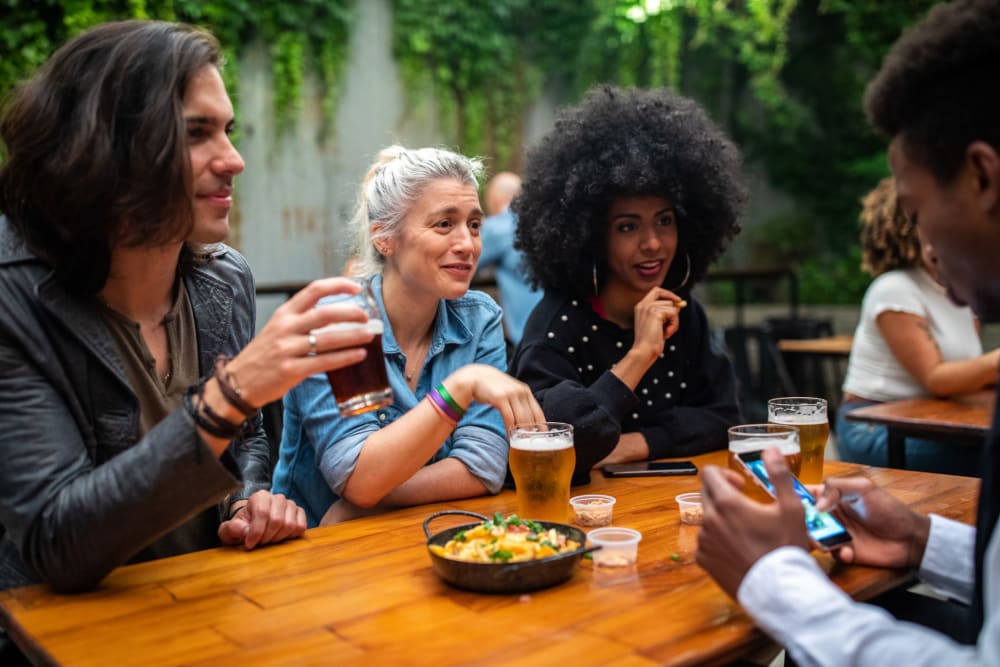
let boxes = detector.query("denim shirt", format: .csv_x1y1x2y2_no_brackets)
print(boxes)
272,274,510,526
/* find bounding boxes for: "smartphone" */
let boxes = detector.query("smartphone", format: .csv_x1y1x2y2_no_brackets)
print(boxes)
602,461,698,477
736,450,852,550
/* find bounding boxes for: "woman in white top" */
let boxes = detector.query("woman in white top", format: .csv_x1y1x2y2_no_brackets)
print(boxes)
838,178,1000,474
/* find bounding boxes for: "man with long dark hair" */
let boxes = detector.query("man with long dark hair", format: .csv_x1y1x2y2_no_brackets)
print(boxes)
0,20,373,600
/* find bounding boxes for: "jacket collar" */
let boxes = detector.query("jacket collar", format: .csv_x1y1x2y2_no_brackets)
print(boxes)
185,248,235,375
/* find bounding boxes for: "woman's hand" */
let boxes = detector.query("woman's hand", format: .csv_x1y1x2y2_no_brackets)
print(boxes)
218,490,307,549
224,277,376,408
632,287,684,358
612,287,685,390
446,364,545,433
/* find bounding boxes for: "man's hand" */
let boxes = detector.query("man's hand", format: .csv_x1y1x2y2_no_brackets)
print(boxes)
218,490,307,549
815,476,930,569
697,448,811,598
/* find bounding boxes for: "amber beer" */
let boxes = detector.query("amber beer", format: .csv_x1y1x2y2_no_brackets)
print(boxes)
324,318,393,416
727,425,801,503
509,423,575,522
768,398,829,485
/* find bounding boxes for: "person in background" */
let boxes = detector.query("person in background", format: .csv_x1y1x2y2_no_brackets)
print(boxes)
838,176,998,475
698,1,1000,664
0,21,374,597
272,146,544,526
476,171,542,346
510,85,744,485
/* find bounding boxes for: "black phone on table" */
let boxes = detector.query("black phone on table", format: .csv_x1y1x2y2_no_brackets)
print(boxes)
735,450,853,550
602,461,698,477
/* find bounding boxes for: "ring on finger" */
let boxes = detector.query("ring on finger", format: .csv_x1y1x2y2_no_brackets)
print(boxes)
307,332,318,356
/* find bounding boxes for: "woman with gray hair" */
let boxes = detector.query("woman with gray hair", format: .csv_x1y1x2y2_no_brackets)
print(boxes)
272,145,543,525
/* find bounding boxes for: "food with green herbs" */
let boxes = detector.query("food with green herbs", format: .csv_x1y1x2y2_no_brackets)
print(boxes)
429,513,580,563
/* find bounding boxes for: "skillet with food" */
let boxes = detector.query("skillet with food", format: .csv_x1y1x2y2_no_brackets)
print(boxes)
423,510,598,594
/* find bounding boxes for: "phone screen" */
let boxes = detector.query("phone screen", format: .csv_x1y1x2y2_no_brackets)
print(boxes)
602,461,698,477
737,451,852,550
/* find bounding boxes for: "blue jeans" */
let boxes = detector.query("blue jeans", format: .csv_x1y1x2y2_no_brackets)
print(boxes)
836,401,982,477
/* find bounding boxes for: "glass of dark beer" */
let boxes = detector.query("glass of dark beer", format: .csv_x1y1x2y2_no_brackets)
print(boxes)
314,277,393,416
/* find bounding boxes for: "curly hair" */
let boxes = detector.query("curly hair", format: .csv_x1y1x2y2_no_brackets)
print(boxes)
0,21,221,295
513,85,746,298
864,0,1000,184
858,178,920,277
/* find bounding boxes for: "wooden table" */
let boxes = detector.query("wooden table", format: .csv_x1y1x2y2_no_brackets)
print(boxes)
777,335,852,356
846,390,995,469
0,452,979,667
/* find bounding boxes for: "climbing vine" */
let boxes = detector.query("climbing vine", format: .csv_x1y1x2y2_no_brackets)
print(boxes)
0,0,355,139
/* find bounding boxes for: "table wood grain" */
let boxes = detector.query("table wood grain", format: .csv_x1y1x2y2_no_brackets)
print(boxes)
845,390,994,468
0,451,980,667
777,335,853,356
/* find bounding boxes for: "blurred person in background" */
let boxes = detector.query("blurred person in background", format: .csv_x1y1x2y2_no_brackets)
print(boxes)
838,176,998,475
476,170,542,347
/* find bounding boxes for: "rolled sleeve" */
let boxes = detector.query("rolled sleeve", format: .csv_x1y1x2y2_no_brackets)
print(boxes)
446,424,509,494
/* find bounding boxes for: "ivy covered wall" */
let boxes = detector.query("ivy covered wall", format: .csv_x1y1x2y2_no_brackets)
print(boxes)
1,0,942,303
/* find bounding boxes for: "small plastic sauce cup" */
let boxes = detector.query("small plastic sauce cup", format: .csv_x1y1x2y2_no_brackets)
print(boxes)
675,492,703,525
570,494,616,527
587,527,642,567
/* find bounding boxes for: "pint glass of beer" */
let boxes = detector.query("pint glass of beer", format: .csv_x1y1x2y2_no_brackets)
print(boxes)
768,397,829,485
315,277,393,417
509,422,576,522
727,424,800,503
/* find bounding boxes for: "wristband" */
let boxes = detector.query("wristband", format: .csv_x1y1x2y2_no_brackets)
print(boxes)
214,355,259,418
427,387,461,423
435,383,466,419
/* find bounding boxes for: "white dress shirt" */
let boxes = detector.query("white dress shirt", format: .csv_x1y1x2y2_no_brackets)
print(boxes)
738,514,1000,666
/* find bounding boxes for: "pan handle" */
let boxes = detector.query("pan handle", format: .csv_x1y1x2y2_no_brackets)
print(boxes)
422,510,489,539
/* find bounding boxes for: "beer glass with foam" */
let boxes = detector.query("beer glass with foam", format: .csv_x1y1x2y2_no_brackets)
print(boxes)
509,422,575,522
768,397,828,485
727,424,800,503
313,277,393,416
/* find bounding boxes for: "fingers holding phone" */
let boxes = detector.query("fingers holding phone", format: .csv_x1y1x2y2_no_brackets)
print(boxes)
734,448,852,551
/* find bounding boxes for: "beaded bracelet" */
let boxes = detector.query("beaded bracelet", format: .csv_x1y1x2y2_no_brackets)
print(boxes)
427,387,461,423
214,355,259,418
434,383,466,419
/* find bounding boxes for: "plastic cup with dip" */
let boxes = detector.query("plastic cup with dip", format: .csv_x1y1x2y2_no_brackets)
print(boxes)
675,492,703,525
570,494,616,527
587,527,642,567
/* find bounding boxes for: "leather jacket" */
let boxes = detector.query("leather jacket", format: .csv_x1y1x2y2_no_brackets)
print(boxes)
0,217,270,592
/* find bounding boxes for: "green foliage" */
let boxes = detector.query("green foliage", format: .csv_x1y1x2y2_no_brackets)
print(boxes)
0,0,355,139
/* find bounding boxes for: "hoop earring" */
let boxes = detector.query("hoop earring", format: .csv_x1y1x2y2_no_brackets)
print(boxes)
669,252,691,291
592,263,599,296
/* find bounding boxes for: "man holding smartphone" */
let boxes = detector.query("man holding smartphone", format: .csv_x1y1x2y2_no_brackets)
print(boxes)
697,1,1000,665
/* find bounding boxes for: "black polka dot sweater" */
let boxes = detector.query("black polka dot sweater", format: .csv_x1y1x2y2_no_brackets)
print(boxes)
511,291,742,485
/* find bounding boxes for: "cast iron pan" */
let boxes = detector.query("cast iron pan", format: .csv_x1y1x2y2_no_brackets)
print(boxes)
423,510,598,594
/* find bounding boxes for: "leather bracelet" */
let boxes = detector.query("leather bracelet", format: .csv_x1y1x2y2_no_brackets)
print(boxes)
427,389,460,423
435,383,466,419
214,355,259,418
184,385,243,439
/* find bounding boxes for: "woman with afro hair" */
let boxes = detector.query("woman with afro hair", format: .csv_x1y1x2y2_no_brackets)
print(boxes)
837,177,998,475
510,85,745,485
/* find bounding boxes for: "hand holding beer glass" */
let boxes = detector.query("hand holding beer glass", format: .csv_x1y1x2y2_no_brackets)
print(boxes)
727,424,800,503
509,422,576,522
768,397,829,485
313,277,393,416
